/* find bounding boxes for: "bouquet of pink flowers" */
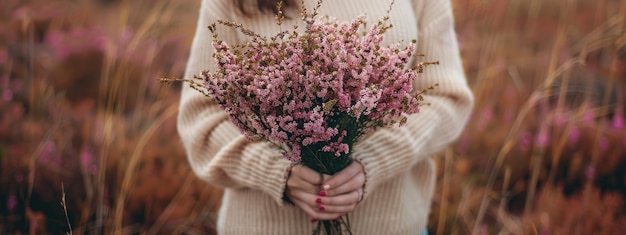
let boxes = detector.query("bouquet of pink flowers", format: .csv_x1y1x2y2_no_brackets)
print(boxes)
162,1,435,234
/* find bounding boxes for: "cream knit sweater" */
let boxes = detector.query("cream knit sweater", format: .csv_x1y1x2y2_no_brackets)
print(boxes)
178,0,474,234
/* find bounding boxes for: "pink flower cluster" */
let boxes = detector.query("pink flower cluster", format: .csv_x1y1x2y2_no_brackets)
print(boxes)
199,14,429,162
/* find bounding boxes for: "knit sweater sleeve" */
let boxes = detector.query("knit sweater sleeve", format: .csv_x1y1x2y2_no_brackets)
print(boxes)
177,0,293,205
352,0,474,196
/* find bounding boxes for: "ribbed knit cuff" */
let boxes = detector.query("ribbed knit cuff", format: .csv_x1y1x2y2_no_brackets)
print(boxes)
351,130,418,199
235,140,296,206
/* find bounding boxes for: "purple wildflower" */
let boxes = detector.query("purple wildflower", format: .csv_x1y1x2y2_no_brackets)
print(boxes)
520,132,532,151
568,127,580,144
534,123,551,148
80,145,97,175
40,140,61,168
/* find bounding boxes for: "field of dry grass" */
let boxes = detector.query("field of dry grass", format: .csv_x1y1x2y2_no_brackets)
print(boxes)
1,0,624,234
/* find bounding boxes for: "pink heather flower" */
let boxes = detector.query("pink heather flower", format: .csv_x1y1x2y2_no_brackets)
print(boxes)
321,131,350,156
284,145,302,162
45,27,109,59
568,127,580,144
196,13,426,164
119,27,134,44
351,87,383,118
534,123,551,148
40,140,61,167
80,146,97,175
322,142,349,156
45,31,64,45
483,108,493,122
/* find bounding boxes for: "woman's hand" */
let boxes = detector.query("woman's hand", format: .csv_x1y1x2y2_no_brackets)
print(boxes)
319,161,365,214
285,161,365,221
286,165,339,220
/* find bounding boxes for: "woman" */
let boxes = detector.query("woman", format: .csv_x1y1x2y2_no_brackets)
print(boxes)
177,0,474,234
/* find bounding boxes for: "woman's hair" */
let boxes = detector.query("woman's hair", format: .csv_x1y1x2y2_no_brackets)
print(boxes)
236,0,296,15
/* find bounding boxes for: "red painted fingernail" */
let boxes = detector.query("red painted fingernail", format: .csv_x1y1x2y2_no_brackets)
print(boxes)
318,205,326,211
315,197,322,203
310,218,317,223
319,191,327,196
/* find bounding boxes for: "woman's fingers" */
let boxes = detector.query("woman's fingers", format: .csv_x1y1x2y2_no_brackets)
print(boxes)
289,188,360,216
286,187,318,207
324,172,364,196
291,188,361,207
286,163,364,219
291,197,344,220
321,161,365,196
287,165,331,194
317,189,362,206
291,165,319,184
292,165,332,185
322,162,362,188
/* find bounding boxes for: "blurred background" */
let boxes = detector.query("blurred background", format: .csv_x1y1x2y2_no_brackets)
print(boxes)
0,0,624,234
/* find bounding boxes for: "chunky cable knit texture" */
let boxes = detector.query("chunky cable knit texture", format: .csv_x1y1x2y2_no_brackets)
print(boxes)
178,0,474,234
